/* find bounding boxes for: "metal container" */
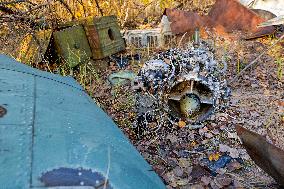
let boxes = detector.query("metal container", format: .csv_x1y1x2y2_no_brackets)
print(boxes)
124,28,174,48
53,25,92,68
83,16,126,59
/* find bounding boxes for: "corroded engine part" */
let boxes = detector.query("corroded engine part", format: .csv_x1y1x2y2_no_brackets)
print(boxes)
134,40,230,128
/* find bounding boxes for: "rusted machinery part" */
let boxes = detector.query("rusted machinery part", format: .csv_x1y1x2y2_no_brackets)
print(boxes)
164,0,275,38
236,125,284,186
134,41,229,125
167,79,215,123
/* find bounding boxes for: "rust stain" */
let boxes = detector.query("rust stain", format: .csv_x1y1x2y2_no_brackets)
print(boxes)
165,0,275,39
0,106,7,118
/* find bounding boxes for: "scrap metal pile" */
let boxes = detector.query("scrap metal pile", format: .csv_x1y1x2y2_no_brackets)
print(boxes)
133,33,230,135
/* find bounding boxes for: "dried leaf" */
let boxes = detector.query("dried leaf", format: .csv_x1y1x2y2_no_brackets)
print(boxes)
201,176,211,185
209,153,220,161
219,144,230,153
178,120,187,128
229,148,239,158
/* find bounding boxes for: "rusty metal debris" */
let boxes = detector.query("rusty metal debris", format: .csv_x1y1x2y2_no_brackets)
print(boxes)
164,0,275,39
133,31,230,133
0,105,7,118
236,125,284,186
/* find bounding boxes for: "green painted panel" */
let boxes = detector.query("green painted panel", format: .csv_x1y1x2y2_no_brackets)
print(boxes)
53,25,92,68
84,16,126,59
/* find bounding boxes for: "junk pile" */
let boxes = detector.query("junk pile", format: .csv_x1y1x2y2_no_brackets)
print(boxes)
133,30,230,135
164,0,276,39
122,0,281,49
17,16,126,68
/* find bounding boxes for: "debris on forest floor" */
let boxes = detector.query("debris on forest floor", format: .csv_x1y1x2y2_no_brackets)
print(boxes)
17,15,126,67
132,36,230,136
0,0,283,188
89,34,283,188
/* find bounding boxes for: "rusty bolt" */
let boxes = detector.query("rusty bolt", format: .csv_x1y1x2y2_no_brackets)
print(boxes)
0,106,7,118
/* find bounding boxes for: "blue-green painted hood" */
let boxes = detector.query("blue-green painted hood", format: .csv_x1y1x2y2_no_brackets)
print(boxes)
0,54,166,189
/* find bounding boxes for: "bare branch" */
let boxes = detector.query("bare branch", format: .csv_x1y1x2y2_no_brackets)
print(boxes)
94,0,103,16
19,0,52,15
0,0,36,6
56,0,75,20
229,33,284,84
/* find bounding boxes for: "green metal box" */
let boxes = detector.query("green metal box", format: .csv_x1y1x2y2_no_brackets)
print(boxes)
53,25,92,68
83,15,126,59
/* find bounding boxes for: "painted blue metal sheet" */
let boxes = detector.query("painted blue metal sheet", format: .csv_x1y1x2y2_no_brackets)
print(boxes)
0,54,166,189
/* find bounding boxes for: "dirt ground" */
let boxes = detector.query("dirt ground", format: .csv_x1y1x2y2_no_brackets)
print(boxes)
88,36,283,189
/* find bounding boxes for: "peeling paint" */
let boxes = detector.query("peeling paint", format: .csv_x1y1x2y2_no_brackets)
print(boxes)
0,105,7,118
40,167,113,188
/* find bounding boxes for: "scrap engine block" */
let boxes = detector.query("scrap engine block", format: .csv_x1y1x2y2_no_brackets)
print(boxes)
134,39,230,132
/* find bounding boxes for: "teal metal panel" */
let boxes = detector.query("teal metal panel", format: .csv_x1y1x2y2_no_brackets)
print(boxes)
0,55,166,189
0,69,34,188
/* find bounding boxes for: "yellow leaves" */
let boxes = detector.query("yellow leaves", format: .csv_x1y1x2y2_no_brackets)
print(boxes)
209,153,220,161
75,12,82,18
178,120,186,128
191,141,197,147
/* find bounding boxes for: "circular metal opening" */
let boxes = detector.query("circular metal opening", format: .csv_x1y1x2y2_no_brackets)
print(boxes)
108,29,115,41
0,106,7,118
167,80,214,123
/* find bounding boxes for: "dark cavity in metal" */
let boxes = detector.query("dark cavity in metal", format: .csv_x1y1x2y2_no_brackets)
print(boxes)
40,167,113,188
0,106,7,118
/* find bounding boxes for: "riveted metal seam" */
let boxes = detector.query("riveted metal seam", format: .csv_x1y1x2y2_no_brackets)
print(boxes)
0,67,83,91
29,76,36,188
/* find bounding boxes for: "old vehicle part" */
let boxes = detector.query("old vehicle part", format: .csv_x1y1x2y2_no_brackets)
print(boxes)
53,25,92,68
164,0,275,38
123,28,174,48
0,54,165,189
40,168,113,188
134,33,229,126
236,125,284,186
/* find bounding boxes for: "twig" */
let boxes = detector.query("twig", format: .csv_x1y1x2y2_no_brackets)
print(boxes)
56,0,75,20
229,33,284,84
178,32,188,48
94,0,103,16
103,147,111,189
0,5,18,14
19,0,52,15
0,0,36,6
